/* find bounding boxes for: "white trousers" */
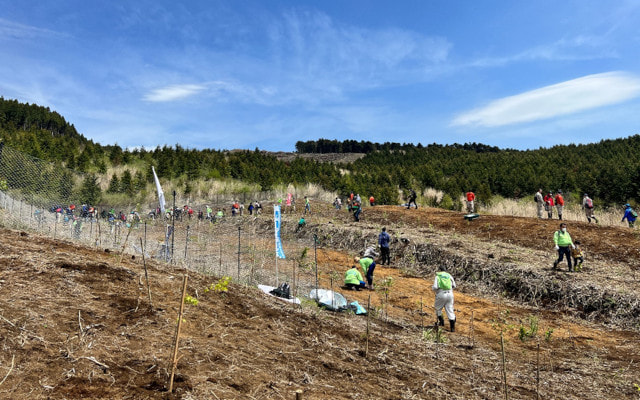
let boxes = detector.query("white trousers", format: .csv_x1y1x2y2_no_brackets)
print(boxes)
435,290,455,320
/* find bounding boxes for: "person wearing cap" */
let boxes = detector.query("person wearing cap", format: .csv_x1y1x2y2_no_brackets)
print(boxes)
621,204,637,228
534,189,544,219
433,265,457,332
553,222,575,271
344,265,365,291
354,256,376,290
554,190,565,220
543,192,555,219
582,194,597,223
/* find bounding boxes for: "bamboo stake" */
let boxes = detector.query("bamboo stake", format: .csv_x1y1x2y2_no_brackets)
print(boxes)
169,275,188,393
140,238,153,308
501,332,508,400
420,297,424,333
365,295,371,358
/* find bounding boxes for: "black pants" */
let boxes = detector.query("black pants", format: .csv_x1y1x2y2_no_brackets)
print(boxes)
407,198,417,209
556,246,572,270
380,246,390,265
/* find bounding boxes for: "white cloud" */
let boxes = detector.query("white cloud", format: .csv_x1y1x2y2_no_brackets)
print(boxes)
143,84,206,102
451,72,640,127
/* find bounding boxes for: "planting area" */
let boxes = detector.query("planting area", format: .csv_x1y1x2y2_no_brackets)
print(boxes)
0,204,640,399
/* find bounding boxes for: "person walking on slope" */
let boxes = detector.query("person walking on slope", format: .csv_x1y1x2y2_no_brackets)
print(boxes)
553,223,575,271
407,189,418,209
378,227,391,265
304,196,310,215
535,189,544,219
582,194,598,223
554,190,565,220
543,192,555,219
465,190,475,213
369,195,375,206
622,203,637,228
433,265,456,332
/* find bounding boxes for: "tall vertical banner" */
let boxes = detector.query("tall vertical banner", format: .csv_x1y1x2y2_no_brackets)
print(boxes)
152,166,166,215
274,205,286,259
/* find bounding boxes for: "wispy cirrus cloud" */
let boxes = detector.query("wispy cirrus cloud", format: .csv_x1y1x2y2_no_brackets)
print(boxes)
468,35,617,68
143,84,206,102
452,72,640,127
0,18,66,40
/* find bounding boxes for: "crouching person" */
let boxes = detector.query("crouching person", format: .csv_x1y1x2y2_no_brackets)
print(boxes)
344,265,366,291
433,265,457,332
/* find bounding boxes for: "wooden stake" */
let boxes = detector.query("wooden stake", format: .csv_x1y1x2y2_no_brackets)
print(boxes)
118,226,133,265
470,309,475,348
536,341,540,400
169,274,188,393
140,238,153,308
295,390,303,400
501,332,508,400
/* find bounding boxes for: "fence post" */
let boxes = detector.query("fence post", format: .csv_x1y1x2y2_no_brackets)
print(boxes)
237,226,241,282
313,233,318,300
171,191,176,263
184,225,190,259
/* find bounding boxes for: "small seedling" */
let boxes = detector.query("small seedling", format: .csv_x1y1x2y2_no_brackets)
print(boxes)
544,327,554,342
423,326,448,343
184,295,199,306
518,316,539,341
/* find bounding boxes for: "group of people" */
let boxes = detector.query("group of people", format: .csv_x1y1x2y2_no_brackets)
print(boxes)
535,189,566,220
343,227,457,332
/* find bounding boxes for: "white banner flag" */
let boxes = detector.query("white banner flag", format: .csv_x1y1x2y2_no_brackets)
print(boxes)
152,166,166,215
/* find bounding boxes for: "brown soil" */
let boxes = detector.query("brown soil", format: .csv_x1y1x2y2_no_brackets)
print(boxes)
1,205,640,399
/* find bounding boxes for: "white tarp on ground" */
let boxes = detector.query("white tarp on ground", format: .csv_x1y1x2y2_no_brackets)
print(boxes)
309,289,347,311
258,284,301,304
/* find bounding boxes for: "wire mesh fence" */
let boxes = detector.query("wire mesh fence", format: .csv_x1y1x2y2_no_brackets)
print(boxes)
0,142,325,298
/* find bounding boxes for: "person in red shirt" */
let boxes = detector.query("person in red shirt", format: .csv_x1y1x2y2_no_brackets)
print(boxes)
369,196,375,206
543,192,555,219
554,190,565,220
465,191,476,213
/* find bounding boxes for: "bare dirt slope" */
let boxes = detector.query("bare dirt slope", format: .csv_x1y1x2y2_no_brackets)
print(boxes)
1,205,640,399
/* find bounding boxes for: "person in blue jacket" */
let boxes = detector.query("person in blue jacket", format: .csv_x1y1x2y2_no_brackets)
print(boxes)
622,204,637,228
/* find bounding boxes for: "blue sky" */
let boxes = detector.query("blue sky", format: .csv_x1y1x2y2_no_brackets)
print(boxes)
1,1,640,151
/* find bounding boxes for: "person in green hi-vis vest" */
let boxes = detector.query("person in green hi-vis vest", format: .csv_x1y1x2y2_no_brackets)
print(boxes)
433,265,457,332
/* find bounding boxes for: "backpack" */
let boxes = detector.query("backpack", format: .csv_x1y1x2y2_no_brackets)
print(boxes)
270,283,291,299
436,272,452,290
585,198,593,208
632,209,638,218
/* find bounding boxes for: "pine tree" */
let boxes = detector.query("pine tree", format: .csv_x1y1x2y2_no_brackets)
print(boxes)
107,174,120,193
79,174,102,204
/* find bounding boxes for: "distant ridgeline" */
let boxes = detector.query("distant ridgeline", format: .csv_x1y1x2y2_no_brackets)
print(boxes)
1,97,639,205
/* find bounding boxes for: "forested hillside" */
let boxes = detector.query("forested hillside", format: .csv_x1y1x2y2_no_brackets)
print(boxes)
1,97,639,205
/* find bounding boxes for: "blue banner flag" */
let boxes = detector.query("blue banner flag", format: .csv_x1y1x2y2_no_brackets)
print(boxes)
274,205,286,259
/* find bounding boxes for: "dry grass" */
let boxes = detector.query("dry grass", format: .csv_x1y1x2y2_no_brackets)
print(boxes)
474,198,625,227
